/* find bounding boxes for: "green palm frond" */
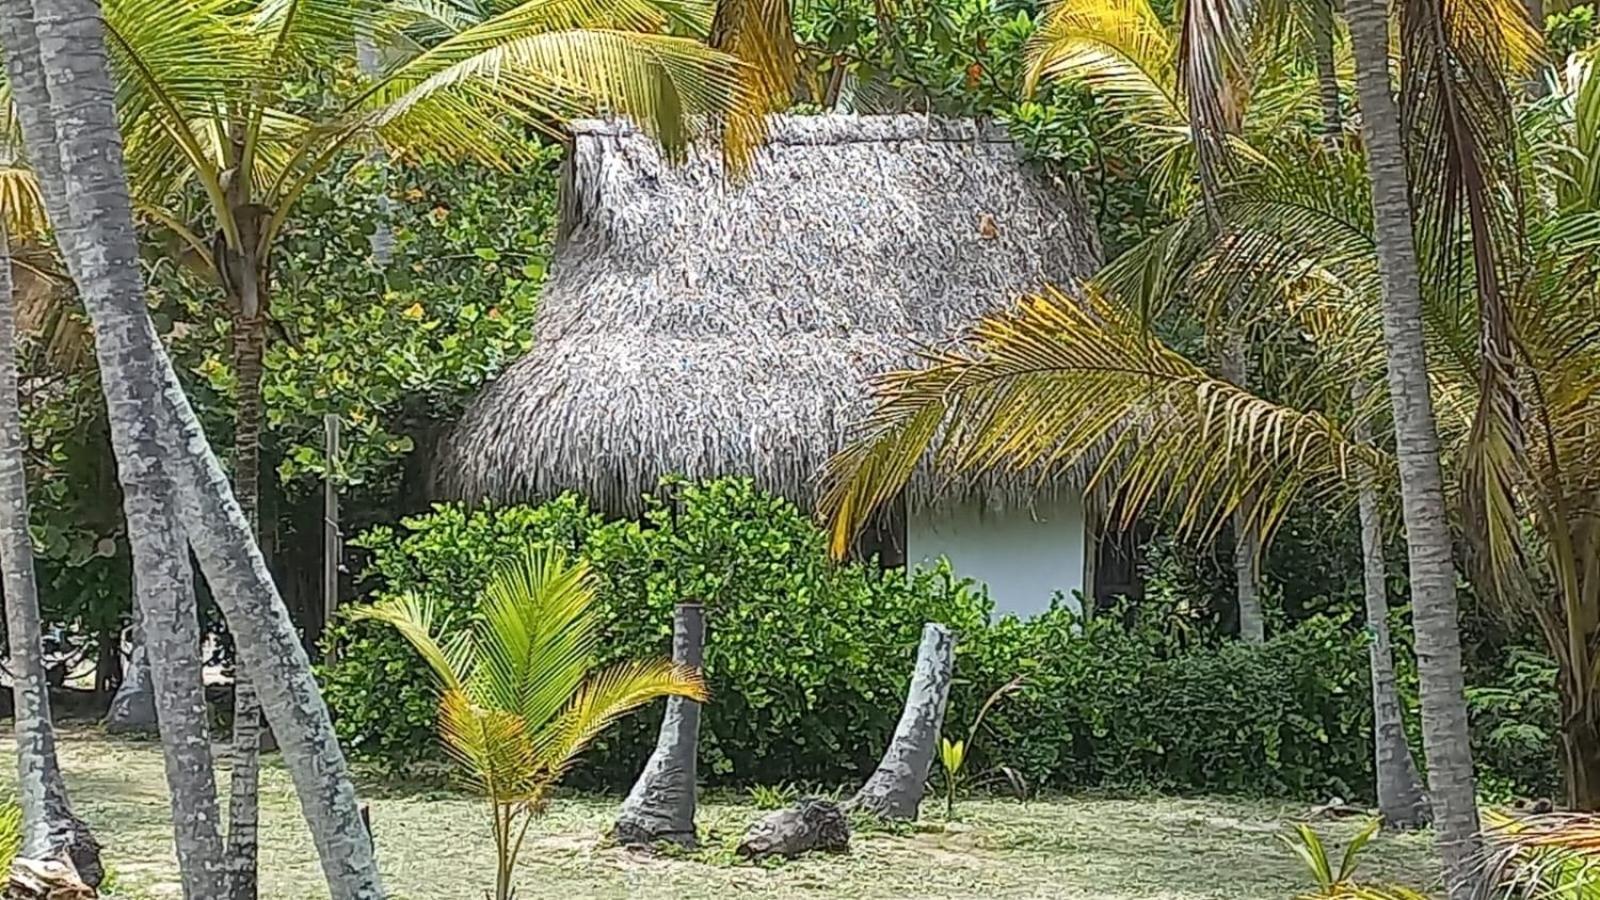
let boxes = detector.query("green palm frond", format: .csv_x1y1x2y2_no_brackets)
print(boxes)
537,658,706,773
350,593,473,693
820,286,1373,557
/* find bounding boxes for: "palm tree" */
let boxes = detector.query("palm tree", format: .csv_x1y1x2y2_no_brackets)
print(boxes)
0,110,103,885
81,1,754,892
1021,0,1426,824
0,0,378,895
356,547,707,900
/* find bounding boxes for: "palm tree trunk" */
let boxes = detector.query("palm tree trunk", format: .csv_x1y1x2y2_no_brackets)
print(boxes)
104,613,157,734
1312,9,1343,149
2,1,385,897
1220,348,1264,644
0,221,102,885
1345,0,1480,893
226,308,266,900
1352,387,1427,829
617,602,705,848
0,6,228,899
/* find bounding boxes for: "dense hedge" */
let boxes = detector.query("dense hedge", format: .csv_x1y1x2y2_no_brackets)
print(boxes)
322,478,1376,798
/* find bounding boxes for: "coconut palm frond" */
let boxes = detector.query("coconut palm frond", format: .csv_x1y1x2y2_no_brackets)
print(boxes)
820,285,1373,556
1026,0,1182,125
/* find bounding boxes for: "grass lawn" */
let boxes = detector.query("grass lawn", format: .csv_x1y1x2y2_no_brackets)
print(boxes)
2,730,1439,899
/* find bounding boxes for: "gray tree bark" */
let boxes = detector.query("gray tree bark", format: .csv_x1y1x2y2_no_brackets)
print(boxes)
849,623,953,820
1352,385,1428,830
616,602,704,848
1345,2,1481,893
0,4,225,898
736,800,849,861
0,221,101,885
103,618,157,734
1,1,384,897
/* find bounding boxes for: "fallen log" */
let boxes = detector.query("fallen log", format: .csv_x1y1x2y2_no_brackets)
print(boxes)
736,799,850,861
7,856,94,899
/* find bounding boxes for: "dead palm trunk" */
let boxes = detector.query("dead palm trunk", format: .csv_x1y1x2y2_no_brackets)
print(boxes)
0,221,102,885
1,1,384,897
1352,388,1427,829
616,602,705,848
849,623,954,820
1346,0,1480,893
0,6,228,898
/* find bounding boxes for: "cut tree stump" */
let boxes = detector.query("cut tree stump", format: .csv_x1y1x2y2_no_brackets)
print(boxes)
616,602,705,848
7,856,94,899
737,799,850,861
846,623,954,820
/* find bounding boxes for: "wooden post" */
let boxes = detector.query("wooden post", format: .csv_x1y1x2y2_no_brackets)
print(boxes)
323,414,341,666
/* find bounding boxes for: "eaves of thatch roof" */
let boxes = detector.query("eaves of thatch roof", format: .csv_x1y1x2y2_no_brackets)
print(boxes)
438,114,1103,516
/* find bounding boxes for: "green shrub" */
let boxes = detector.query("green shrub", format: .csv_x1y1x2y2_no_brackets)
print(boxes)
956,606,1375,799
323,478,990,784
325,477,1376,798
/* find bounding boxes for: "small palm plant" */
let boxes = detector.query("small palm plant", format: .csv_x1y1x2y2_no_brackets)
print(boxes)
355,547,706,900
1279,820,1426,900
938,675,1025,819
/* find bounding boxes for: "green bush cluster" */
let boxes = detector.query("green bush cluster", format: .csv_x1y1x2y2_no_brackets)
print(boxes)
322,478,1375,797
322,479,989,784
956,606,1374,798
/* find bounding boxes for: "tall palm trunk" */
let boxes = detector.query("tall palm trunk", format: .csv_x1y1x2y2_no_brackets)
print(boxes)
0,5,228,898
0,221,102,884
1346,0,1480,893
2,1,385,897
1312,9,1343,149
1353,387,1427,829
226,307,267,900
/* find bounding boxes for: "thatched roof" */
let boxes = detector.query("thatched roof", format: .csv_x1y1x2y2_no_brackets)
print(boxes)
438,115,1103,516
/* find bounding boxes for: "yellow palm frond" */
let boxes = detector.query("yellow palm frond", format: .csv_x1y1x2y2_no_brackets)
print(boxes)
537,659,707,774
360,26,753,166
350,592,473,693
1026,0,1182,126
820,286,1375,557
438,688,548,801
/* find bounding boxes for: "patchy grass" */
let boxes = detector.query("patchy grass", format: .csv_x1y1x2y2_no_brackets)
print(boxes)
1,730,1439,899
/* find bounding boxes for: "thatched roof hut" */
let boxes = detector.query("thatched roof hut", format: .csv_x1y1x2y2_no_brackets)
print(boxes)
438,115,1103,517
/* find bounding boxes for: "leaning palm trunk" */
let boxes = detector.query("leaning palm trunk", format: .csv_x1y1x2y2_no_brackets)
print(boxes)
1354,402,1427,829
225,307,267,900
0,221,102,884
616,602,706,848
0,1,385,897
1346,0,1480,893
849,623,954,820
0,6,228,898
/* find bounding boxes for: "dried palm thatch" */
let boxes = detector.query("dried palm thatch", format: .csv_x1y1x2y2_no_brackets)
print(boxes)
439,114,1103,515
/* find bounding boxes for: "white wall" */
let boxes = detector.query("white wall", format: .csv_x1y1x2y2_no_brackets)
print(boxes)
907,494,1086,619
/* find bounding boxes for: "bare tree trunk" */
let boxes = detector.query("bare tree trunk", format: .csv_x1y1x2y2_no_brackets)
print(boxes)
103,615,156,734
1312,8,1343,149
0,5,226,898
1,1,384,897
1222,348,1264,644
1346,1,1480,893
617,602,705,848
0,222,101,885
226,311,266,900
1352,387,1427,829
849,623,953,820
